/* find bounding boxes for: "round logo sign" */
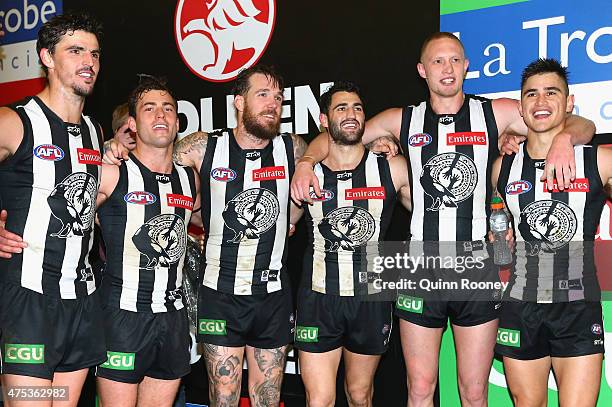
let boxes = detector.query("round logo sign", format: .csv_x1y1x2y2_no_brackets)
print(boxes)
174,0,276,82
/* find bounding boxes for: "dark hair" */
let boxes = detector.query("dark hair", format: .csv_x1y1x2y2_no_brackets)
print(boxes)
37,12,103,73
521,58,569,94
128,75,177,118
319,81,363,115
420,31,464,61
231,64,284,96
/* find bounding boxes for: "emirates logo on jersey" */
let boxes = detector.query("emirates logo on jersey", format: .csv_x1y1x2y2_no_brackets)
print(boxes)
174,0,276,82
77,148,102,166
446,132,487,146
543,178,590,193
253,166,285,181
124,191,157,205
345,187,386,200
167,194,194,210
33,144,64,161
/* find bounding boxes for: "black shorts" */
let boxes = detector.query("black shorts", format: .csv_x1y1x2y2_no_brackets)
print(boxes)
294,288,393,355
394,293,499,328
95,307,191,383
495,300,604,360
0,283,106,380
196,285,293,348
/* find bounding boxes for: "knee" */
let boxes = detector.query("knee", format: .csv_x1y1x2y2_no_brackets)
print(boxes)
345,382,373,407
306,389,335,407
407,374,437,401
458,379,487,404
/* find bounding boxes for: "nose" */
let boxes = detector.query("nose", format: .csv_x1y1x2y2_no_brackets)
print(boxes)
82,51,95,68
442,59,453,74
156,107,166,118
346,107,357,118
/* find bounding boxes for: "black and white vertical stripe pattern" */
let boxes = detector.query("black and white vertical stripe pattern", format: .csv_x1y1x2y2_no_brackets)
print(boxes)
303,151,396,296
98,155,195,312
0,97,102,299
498,144,605,302
200,129,294,295
399,95,499,242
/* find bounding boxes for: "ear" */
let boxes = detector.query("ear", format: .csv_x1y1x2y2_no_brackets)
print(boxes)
518,99,524,117
128,116,137,133
234,95,244,113
463,58,470,76
319,113,329,129
39,48,54,70
566,94,575,113
417,62,426,79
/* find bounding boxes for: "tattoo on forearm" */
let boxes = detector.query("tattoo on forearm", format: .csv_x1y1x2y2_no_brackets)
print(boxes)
291,134,308,163
173,131,208,166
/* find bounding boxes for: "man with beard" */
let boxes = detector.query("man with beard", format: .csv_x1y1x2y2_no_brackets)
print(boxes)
291,32,595,407
105,65,306,407
294,82,410,407
0,12,106,406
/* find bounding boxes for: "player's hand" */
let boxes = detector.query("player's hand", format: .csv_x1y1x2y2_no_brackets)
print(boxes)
289,223,296,237
368,136,399,159
541,132,575,191
103,138,130,165
113,123,137,151
291,161,320,205
0,210,28,259
499,133,525,155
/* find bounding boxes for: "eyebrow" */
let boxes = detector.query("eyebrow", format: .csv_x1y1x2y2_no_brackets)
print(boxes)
522,86,562,95
142,101,176,108
333,102,363,109
66,45,101,54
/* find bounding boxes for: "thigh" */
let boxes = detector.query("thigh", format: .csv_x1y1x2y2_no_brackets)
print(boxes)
503,356,551,407
452,319,498,387
298,348,342,402
96,376,138,407
294,288,343,353
343,349,381,390
245,345,288,407
1,374,53,407
552,354,603,407
137,376,182,407
399,319,443,382
202,344,244,407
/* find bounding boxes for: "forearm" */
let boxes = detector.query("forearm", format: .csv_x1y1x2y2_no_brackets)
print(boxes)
300,133,329,164
563,114,596,145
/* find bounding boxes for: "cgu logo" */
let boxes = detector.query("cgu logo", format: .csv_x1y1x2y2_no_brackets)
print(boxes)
4,344,44,364
33,144,64,161
506,180,532,195
124,191,157,205
199,319,227,335
408,133,432,147
295,326,318,343
396,294,423,314
496,328,520,347
101,352,135,370
174,0,276,82
211,167,237,182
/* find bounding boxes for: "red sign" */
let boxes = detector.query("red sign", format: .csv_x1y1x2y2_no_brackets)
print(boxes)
77,148,102,166
543,178,590,193
345,187,386,200
253,166,286,181
167,194,194,210
446,132,487,146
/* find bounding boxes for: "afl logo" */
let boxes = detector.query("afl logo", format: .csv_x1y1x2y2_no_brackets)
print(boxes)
211,167,237,182
591,324,603,335
174,0,276,82
124,191,157,205
408,133,432,147
506,180,532,195
34,144,64,161
310,189,334,202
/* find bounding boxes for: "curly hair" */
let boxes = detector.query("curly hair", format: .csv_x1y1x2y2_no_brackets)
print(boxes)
128,75,177,118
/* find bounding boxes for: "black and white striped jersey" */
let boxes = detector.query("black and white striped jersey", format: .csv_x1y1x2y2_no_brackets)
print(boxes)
498,143,606,302
399,95,499,242
199,129,294,295
302,151,396,296
0,96,103,299
98,154,196,312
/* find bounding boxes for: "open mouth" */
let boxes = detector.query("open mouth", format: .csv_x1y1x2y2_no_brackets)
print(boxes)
153,123,169,130
532,110,552,119
441,77,455,85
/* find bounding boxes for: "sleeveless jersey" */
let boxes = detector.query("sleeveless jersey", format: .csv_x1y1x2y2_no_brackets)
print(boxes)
199,129,294,295
498,143,606,302
303,151,396,296
0,96,103,299
98,154,196,312
399,95,499,242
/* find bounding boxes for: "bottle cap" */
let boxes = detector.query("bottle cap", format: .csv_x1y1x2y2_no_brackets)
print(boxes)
491,196,504,210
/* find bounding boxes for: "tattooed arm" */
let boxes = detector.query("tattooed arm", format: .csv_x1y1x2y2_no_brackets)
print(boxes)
291,134,308,166
173,131,209,173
